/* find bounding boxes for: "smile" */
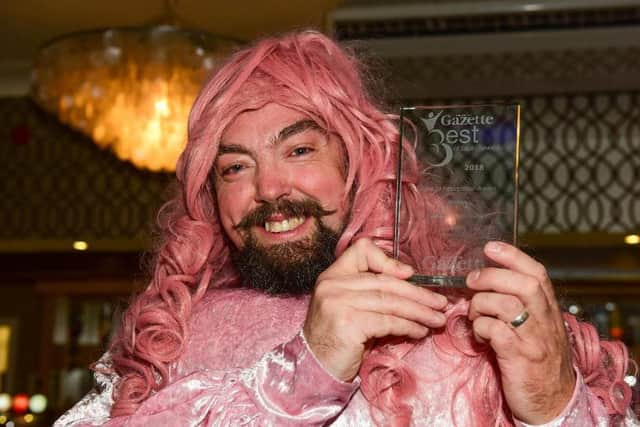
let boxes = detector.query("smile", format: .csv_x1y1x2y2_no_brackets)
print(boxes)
264,216,305,233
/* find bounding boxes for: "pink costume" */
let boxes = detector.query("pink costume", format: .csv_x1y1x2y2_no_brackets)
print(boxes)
56,288,638,426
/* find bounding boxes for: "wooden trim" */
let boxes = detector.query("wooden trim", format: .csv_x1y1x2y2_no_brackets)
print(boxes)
0,239,148,253
558,284,640,296
520,232,640,248
35,279,137,295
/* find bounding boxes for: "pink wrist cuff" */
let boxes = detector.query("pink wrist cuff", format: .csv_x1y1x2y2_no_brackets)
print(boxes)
248,330,360,420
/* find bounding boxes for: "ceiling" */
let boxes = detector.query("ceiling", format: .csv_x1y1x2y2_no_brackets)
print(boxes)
0,0,341,95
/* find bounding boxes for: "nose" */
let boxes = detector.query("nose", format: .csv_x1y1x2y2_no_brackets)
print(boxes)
254,165,292,203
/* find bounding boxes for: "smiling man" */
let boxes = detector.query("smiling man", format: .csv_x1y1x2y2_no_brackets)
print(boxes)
56,31,636,426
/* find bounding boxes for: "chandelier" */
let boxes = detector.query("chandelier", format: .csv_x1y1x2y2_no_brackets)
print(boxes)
31,20,236,172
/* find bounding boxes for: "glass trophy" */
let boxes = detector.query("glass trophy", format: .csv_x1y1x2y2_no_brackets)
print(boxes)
393,104,520,288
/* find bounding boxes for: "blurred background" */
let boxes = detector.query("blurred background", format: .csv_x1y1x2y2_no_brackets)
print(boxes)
1,0,639,425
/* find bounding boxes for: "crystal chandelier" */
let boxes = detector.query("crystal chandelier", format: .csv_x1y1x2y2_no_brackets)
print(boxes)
31,18,236,172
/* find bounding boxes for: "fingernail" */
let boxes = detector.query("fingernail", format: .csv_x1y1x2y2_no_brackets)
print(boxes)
468,270,480,282
486,241,503,254
435,294,448,308
399,263,414,274
437,313,447,323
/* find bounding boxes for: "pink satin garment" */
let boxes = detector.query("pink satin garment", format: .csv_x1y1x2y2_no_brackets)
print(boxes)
55,288,638,426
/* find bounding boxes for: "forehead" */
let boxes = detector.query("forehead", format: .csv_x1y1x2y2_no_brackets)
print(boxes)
221,103,315,145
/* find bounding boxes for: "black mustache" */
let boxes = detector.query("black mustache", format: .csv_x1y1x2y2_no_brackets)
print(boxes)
234,199,335,230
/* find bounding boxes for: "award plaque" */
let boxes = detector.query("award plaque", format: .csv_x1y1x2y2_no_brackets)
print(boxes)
393,104,520,288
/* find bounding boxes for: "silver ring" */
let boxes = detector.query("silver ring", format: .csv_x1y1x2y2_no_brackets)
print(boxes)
510,310,530,328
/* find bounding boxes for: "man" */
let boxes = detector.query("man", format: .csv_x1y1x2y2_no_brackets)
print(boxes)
56,30,636,426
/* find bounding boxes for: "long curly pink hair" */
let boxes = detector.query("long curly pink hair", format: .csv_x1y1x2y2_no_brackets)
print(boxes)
106,30,633,424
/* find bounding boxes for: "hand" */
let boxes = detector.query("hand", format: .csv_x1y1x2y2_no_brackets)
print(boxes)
303,238,448,382
466,241,576,424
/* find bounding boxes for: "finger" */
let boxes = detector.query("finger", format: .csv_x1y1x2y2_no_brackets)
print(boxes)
346,289,447,328
472,316,520,356
340,273,449,311
468,292,525,323
483,241,556,305
466,267,550,318
325,238,413,279
360,311,431,341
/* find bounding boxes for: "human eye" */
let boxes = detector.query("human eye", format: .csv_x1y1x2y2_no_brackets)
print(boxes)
221,163,245,176
215,156,248,178
290,146,314,157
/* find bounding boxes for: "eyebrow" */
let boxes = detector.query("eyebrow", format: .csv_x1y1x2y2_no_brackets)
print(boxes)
217,119,324,158
271,119,324,145
217,143,251,156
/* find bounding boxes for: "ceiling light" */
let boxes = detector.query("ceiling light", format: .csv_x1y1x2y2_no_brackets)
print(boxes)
31,2,236,172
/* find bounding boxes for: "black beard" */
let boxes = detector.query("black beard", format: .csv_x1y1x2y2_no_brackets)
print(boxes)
230,219,339,296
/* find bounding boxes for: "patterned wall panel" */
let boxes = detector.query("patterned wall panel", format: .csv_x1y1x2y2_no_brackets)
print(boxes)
401,93,640,234
0,98,173,252
520,93,640,234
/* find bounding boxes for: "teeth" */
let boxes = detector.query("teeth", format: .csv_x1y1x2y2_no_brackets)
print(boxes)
265,217,305,233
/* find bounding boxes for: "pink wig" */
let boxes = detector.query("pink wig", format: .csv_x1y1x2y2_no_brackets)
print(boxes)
106,30,633,423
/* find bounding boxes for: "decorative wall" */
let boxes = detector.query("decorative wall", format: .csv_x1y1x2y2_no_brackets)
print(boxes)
0,98,172,252
404,92,640,235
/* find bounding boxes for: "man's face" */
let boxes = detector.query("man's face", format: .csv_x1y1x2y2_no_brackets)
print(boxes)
213,103,350,293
